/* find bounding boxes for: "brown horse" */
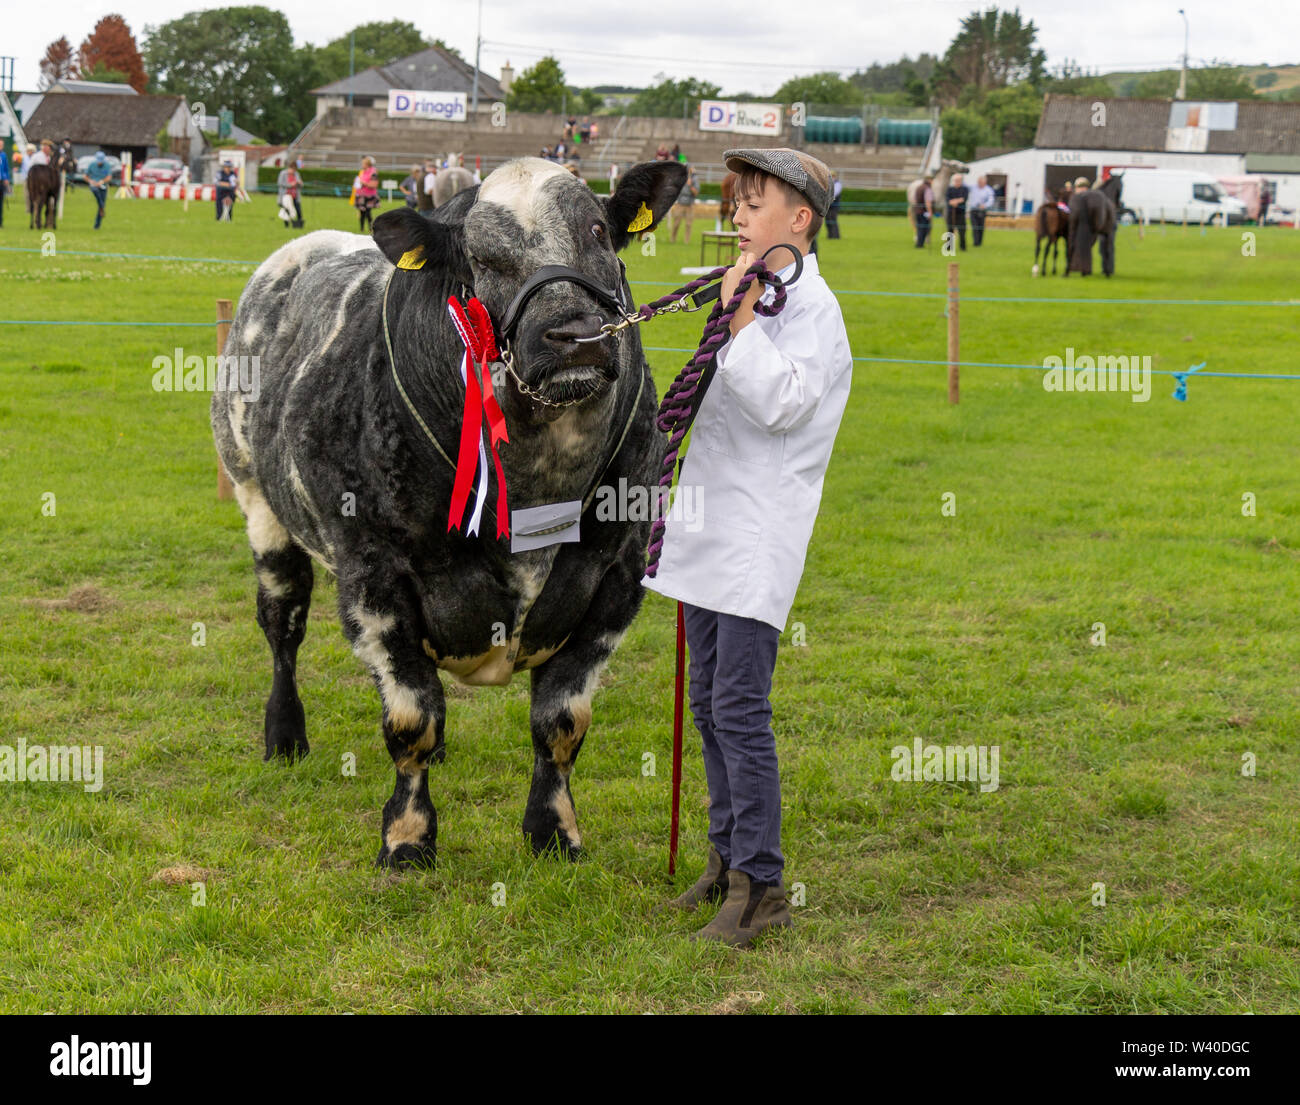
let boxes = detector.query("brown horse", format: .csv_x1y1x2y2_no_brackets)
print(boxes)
718,171,737,228
27,165,61,229
26,149,76,230
1031,191,1071,276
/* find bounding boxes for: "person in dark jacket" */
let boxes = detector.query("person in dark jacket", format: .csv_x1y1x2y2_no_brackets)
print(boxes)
825,171,842,239
215,160,239,221
945,172,969,251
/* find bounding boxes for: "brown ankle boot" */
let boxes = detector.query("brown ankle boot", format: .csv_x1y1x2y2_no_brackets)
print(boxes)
688,869,792,949
656,846,729,913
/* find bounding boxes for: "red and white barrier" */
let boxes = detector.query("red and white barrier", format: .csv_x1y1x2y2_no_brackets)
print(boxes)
133,183,217,200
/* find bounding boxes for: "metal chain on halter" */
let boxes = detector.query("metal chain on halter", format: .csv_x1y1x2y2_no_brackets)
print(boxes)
644,259,787,577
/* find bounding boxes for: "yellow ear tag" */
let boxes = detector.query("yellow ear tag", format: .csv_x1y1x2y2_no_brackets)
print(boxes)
626,202,653,233
397,247,426,271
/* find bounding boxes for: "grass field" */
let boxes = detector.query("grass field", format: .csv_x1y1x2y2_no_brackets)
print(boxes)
1,182,1297,1014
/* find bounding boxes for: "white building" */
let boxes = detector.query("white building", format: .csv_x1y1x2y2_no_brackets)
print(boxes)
967,95,1300,220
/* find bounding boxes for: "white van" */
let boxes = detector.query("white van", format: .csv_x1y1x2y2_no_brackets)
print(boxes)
1113,170,1248,225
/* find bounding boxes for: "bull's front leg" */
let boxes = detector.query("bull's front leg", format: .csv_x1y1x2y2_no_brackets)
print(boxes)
523,559,642,859
340,586,446,869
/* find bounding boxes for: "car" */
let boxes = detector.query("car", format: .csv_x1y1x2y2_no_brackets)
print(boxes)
135,157,185,184
67,154,123,188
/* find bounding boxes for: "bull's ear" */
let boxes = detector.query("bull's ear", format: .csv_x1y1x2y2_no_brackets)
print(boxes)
604,161,688,251
372,207,467,279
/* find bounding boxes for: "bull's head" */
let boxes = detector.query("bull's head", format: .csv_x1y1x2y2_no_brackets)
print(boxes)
373,158,687,409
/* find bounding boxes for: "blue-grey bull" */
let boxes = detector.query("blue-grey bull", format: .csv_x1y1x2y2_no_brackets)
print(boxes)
212,157,687,867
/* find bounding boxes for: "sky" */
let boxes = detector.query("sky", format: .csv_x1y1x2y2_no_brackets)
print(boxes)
9,0,1300,94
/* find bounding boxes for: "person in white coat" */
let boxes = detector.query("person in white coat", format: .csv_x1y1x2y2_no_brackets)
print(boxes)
646,148,853,948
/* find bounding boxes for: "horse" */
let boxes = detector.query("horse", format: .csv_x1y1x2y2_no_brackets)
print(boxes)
718,171,737,229
431,165,475,208
1066,175,1122,278
1031,186,1072,276
27,165,60,229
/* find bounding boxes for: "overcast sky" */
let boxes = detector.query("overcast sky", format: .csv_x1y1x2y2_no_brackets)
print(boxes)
11,1,1300,94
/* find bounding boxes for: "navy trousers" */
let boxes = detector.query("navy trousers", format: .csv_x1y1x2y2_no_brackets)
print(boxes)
682,603,783,885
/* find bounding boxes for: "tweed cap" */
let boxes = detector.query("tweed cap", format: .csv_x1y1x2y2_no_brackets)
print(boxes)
723,147,832,217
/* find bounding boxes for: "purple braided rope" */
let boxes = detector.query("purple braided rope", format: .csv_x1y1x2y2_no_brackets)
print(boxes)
644,260,787,576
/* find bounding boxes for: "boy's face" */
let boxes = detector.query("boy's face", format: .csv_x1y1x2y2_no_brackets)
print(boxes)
732,177,812,258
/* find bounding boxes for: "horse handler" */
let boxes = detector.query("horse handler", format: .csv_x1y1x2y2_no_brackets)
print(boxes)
644,147,853,949
85,151,112,229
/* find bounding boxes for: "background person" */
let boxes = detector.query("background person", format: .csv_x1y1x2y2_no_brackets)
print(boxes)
967,174,995,246
915,175,935,247
356,156,379,231
668,163,699,243
418,160,436,212
215,159,238,221
85,150,112,229
945,172,969,251
399,163,422,209
0,144,9,227
825,171,843,239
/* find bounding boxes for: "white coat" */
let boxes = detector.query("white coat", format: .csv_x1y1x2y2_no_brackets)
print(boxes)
641,251,853,632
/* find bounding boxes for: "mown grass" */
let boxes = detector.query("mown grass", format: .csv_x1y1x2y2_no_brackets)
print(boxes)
0,183,1297,1013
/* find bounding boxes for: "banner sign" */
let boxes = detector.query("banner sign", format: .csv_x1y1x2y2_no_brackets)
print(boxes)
698,100,782,136
387,90,468,121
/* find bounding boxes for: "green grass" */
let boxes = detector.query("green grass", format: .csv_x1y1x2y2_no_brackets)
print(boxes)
1,184,1298,1013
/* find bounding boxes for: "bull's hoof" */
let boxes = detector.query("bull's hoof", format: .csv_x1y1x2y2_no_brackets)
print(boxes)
264,695,309,761
376,841,437,870
525,828,583,861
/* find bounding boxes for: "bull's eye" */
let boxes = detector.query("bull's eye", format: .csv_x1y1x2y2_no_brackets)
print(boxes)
591,222,606,242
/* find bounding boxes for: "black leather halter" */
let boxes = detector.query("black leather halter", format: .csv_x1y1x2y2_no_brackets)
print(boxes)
497,259,633,343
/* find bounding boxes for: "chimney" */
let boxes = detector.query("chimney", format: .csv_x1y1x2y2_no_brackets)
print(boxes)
500,61,514,96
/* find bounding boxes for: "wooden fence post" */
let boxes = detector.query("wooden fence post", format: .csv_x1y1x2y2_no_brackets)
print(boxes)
216,298,234,501
947,262,959,404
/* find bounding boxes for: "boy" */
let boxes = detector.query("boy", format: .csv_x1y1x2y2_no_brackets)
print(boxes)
643,148,853,948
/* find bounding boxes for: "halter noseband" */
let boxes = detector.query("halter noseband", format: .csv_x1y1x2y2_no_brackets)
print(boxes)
496,259,633,345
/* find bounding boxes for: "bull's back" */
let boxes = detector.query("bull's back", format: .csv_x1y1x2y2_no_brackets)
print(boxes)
212,231,385,473
212,231,389,561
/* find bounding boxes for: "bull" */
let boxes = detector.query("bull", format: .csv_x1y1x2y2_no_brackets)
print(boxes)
212,157,686,868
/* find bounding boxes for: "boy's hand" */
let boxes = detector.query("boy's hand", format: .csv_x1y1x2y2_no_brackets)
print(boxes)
720,251,763,335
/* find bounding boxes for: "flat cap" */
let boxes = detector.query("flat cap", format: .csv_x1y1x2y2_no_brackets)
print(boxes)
723,147,832,217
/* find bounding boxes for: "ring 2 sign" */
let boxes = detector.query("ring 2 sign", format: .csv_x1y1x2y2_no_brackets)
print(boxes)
387,90,468,121
698,100,782,136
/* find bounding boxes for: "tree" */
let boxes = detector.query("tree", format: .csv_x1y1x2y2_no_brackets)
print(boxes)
506,56,568,112
627,76,721,118
773,72,861,107
143,7,309,142
311,21,444,84
1132,71,1177,98
981,82,1042,147
850,54,939,95
1042,59,1114,99
39,36,79,90
931,7,1046,106
79,14,148,93
1188,63,1258,100
938,107,993,162
80,63,132,85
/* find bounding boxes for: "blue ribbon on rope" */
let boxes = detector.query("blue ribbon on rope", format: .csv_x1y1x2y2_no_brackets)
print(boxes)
1172,361,1206,402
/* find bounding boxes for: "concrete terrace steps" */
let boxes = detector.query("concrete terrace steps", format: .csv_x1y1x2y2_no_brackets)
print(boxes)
291,108,928,186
